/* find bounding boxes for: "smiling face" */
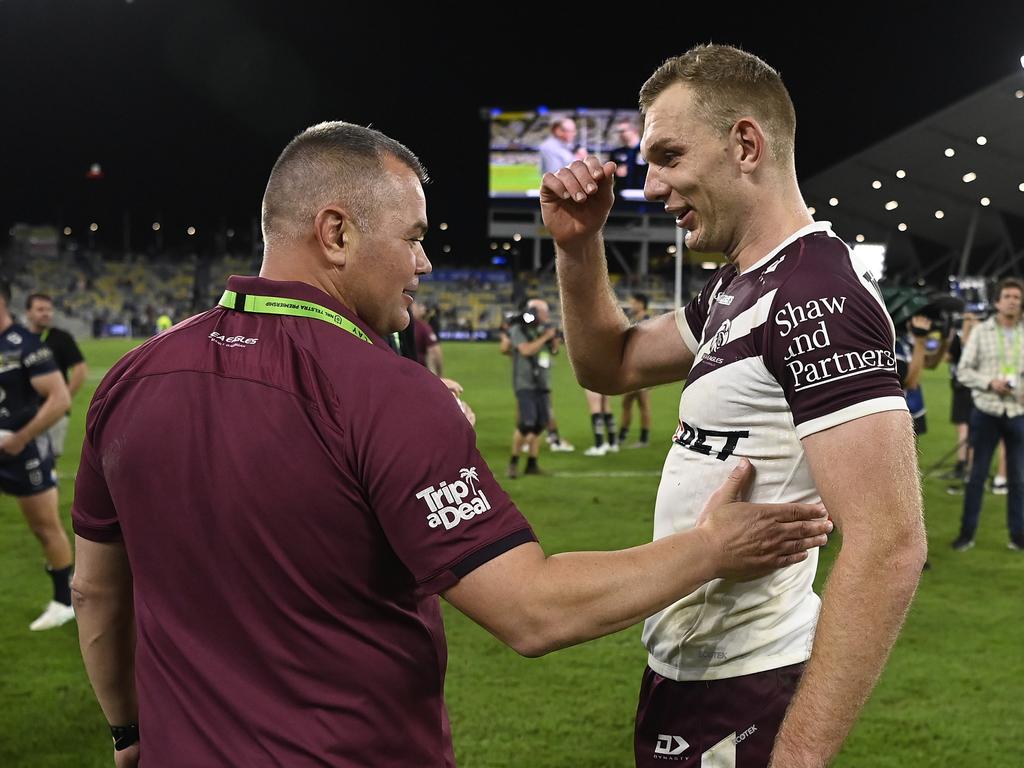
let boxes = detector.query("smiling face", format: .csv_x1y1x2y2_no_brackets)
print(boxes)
641,83,743,256
337,156,432,337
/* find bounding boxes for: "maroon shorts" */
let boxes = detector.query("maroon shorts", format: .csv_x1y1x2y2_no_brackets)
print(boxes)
634,662,805,767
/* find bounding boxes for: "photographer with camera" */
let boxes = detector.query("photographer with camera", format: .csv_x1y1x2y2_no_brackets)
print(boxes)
895,314,950,436
953,277,1024,552
507,298,561,478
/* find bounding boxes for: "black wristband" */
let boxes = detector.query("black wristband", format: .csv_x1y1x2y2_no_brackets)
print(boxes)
910,325,930,338
110,723,139,751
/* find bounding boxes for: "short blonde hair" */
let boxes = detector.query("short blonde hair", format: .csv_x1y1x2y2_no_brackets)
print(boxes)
639,44,796,164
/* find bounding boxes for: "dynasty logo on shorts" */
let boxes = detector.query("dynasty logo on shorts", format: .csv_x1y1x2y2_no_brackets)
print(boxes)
415,467,491,531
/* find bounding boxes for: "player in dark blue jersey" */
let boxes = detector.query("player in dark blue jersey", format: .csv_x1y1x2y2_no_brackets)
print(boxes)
0,280,73,630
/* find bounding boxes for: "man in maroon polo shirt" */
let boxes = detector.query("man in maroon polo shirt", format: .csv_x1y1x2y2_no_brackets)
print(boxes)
70,122,831,767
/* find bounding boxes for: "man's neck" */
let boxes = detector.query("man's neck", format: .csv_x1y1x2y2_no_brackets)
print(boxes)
997,313,1020,328
27,321,43,334
0,311,13,334
729,189,815,274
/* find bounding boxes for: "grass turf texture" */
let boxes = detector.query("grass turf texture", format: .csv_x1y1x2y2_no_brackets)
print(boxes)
0,338,1020,766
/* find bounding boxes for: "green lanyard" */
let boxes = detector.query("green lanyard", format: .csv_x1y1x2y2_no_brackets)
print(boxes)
40,328,50,343
997,323,1022,378
218,290,372,345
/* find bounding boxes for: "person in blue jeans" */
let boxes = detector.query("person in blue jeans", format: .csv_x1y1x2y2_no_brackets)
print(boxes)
953,277,1024,551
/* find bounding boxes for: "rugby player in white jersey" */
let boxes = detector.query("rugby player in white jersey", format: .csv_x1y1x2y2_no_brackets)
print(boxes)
543,44,927,768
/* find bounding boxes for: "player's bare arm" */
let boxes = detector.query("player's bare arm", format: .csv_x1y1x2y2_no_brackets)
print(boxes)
0,371,70,456
72,537,139,766
69,360,89,399
445,460,831,657
543,157,694,394
769,411,926,768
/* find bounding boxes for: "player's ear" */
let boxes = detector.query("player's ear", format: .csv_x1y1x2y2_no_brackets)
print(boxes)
315,205,359,268
731,117,766,174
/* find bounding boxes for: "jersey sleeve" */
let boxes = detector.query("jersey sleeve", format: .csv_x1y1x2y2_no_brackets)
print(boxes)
22,334,58,378
675,267,730,354
57,330,86,367
353,364,536,594
762,255,908,439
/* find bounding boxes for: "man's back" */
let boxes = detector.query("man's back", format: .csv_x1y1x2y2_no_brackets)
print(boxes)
73,277,532,766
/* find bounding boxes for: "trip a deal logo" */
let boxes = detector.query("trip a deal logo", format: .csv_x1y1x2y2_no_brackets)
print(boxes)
415,467,492,531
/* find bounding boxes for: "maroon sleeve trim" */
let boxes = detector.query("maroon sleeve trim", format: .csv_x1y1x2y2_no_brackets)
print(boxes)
418,527,537,595
71,518,123,543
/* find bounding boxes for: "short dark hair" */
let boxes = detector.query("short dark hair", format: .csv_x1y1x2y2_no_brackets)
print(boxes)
26,292,53,310
997,277,1024,302
631,292,649,309
639,44,796,164
261,121,429,243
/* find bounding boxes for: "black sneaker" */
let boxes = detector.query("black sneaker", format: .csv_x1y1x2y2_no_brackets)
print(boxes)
506,465,518,479
951,537,975,552
523,464,547,476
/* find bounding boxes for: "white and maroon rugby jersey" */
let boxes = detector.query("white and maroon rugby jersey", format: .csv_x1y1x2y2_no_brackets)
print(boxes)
643,222,907,681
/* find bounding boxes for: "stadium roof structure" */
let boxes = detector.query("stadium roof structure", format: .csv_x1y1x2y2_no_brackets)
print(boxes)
801,67,1024,284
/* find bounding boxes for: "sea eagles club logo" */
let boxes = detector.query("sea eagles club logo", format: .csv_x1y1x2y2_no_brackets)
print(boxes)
709,318,731,354
416,467,491,531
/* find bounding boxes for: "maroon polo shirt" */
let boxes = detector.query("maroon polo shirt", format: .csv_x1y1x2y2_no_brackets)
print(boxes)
72,276,535,767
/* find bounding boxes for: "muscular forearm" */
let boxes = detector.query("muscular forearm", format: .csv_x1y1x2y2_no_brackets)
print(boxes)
426,347,443,376
515,531,716,656
555,235,632,392
69,363,88,398
18,390,70,441
73,587,138,724
770,535,925,767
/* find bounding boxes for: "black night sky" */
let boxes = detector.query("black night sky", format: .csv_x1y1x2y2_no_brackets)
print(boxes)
2,0,1022,261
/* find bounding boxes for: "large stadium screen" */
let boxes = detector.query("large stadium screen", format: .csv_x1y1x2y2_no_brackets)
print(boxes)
489,108,645,198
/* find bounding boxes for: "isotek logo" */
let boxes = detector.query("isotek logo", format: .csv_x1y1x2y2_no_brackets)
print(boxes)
416,467,491,531
209,331,258,348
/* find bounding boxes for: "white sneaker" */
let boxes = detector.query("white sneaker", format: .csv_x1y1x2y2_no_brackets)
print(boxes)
584,444,609,457
550,440,575,453
29,600,75,631
605,443,620,453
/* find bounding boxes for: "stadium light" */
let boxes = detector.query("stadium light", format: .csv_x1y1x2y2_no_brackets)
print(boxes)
1019,183,1024,192
963,172,977,183
976,136,987,146
885,200,899,211
1016,90,1024,99
856,234,865,243
226,228,235,238
439,222,448,231
512,233,522,241
807,206,816,215
89,222,98,232
896,169,907,179
701,262,717,270
944,148,955,157
502,242,511,251
871,180,882,189
898,223,908,232
442,245,451,254
489,242,497,250
935,210,945,219
667,245,677,254
63,227,72,236
152,222,160,231
187,226,196,236
828,197,838,206
981,197,991,206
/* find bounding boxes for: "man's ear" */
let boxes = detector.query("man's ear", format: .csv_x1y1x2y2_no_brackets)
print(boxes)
731,117,767,174
314,205,359,267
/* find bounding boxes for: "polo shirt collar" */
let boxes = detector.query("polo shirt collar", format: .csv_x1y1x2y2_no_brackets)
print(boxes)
224,275,385,345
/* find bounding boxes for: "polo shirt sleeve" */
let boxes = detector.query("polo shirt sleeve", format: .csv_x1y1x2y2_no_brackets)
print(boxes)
355,365,536,595
71,429,122,542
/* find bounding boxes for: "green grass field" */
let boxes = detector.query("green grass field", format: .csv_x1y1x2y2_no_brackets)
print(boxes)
1,339,1021,766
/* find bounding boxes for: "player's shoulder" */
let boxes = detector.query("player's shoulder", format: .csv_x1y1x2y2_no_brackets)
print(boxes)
761,226,874,303
1,323,36,348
